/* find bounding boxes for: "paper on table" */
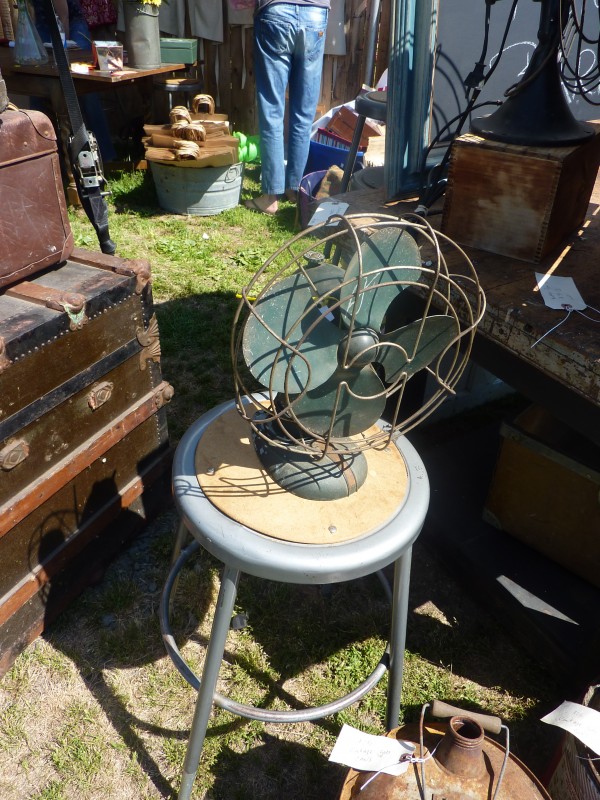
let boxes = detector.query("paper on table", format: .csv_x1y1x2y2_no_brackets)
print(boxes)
541,700,600,756
329,724,415,776
308,200,349,227
535,274,586,311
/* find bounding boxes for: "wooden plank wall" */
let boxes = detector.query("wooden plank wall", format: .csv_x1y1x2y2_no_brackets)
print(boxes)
197,0,390,135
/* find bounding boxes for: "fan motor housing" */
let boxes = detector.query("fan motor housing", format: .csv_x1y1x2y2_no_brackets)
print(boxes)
251,427,368,501
340,329,380,367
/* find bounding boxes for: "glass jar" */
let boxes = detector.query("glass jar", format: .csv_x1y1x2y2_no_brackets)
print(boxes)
14,0,49,66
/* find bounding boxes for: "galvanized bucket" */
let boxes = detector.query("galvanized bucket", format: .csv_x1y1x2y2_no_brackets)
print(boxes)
339,701,551,800
150,162,243,216
547,684,600,800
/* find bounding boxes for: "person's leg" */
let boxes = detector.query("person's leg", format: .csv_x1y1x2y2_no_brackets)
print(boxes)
249,3,298,213
286,4,328,194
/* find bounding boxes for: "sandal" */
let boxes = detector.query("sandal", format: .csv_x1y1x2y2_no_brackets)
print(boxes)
244,197,277,215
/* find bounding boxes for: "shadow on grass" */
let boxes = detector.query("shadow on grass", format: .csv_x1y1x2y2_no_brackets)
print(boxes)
38,496,187,798
153,291,241,443
33,284,563,797
110,168,162,216
209,734,348,800
41,506,563,798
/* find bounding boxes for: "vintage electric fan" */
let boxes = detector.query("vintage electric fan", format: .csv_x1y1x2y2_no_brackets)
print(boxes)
471,0,596,145
231,214,485,501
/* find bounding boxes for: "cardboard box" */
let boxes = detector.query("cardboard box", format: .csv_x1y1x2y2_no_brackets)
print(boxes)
160,37,197,64
324,105,382,150
441,125,600,262
484,405,600,588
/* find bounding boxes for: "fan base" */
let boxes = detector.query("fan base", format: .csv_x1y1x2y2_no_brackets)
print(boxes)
253,431,368,501
470,31,594,147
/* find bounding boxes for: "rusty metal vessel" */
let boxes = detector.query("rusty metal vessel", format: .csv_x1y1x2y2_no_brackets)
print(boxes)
339,701,551,800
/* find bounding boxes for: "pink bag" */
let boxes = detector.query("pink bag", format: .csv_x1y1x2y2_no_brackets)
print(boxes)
79,0,117,30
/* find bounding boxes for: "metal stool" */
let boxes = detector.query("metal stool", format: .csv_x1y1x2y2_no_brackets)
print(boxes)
340,90,387,192
160,398,430,800
153,76,204,112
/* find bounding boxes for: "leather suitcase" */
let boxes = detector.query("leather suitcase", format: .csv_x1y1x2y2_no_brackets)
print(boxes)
0,108,73,289
0,250,174,674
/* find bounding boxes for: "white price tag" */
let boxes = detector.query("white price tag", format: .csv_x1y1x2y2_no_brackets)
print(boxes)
535,274,586,311
308,200,349,227
329,724,415,776
541,700,600,756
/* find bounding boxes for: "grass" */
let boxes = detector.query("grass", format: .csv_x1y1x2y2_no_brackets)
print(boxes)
87,164,298,440
0,166,565,799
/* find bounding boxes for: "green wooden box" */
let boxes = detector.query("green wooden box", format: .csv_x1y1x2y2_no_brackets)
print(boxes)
160,38,198,64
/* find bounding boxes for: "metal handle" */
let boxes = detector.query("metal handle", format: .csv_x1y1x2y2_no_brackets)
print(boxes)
87,381,114,411
431,699,503,735
419,701,510,800
0,438,30,470
225,165,240,183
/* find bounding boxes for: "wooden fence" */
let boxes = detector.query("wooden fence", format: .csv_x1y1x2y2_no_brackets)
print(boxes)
197,0,391,134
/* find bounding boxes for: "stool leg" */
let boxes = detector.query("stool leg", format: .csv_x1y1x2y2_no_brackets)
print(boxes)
178,565,240,800
168,520,192,618
171,519,191,566
340,116,367,193
386,546,413,731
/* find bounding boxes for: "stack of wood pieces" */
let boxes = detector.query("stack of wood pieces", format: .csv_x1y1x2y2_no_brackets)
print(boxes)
143,94,239,169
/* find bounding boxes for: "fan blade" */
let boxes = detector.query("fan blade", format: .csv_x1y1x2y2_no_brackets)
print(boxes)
289,364,386,437
242,265,344,393
378,315,458,384
340,227,422,332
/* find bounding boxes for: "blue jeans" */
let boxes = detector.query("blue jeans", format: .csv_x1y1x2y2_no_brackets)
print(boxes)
254,3,328,195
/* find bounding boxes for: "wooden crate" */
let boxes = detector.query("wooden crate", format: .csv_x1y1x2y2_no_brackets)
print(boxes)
483,406,600,588
441,125,600,262
0,251,173,674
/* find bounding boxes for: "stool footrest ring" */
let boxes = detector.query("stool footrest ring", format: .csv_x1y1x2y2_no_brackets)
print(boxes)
159,539,392,723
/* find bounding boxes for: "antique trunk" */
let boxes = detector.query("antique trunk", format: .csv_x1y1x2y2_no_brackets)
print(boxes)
0,250,173,675
441,125,600,262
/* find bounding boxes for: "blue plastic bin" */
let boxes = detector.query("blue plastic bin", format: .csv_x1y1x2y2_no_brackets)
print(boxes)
303,140,364,177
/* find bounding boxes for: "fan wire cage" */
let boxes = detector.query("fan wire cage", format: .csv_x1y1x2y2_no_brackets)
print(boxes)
232,213,486,462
